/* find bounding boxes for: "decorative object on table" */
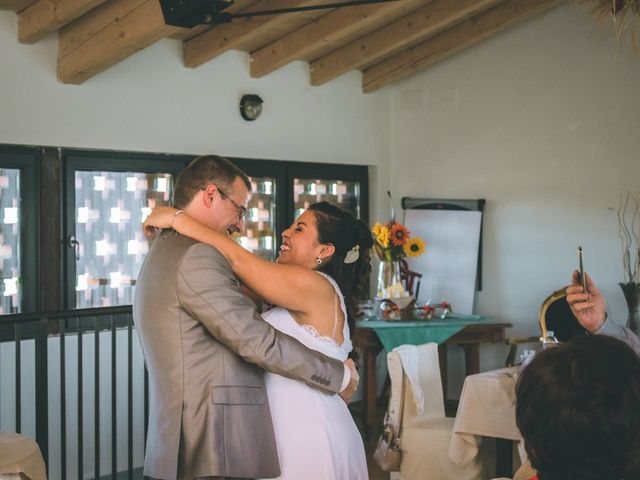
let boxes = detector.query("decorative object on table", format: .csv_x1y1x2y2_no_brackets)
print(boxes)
356,299,376,319
418,300,452,320
372,192,425,320
379,297,416,321
610,192,640,333
574,0,640,51
415,300,452,320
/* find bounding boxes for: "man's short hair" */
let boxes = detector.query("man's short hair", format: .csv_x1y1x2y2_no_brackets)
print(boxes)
515,334,640,480
172,155,251,209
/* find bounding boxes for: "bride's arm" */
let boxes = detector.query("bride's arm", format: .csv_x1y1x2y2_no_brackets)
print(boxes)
144,207,332,313
241,284,264,311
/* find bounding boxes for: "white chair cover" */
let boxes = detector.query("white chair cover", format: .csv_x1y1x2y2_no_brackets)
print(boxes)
388,343,493,480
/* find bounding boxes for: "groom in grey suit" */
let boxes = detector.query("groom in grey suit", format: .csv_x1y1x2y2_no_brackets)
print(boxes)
134,155,357,480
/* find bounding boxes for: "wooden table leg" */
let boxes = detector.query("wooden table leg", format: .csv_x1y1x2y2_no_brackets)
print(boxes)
364,346,378,433
462,343,480,375
438,344,448,400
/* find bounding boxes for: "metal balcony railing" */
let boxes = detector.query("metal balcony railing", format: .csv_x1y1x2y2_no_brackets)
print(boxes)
0,306,147,480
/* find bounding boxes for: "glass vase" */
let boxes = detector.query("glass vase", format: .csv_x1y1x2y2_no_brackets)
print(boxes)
619,282,640,334
376,260,403,299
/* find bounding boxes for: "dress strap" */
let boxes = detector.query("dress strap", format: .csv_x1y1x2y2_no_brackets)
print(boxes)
315,271,349,341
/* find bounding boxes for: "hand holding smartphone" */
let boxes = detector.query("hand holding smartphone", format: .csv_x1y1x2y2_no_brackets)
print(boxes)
578,246,586,293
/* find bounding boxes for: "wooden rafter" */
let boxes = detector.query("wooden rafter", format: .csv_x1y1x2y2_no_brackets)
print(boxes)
57,0,179,84
18,0,108,43
183,0,338,69
362,0,560,92
249,0,428,78
309,0,506,86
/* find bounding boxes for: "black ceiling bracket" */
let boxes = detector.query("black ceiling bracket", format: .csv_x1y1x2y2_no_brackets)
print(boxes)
159,0,398,27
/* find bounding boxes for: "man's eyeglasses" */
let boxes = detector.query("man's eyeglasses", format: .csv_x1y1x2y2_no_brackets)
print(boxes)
203,185,247,219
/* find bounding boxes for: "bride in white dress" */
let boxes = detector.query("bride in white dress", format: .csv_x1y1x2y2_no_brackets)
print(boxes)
144,201,371,480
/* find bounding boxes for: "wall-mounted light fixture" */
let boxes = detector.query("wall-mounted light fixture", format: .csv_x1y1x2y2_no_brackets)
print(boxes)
239,94,263,121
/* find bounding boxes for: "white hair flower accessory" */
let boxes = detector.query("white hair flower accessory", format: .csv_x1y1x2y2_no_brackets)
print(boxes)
344,244,360,264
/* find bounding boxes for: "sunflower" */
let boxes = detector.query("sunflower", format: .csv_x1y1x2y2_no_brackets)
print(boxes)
404,237,425,257
376,225,390,248
390,223,410,246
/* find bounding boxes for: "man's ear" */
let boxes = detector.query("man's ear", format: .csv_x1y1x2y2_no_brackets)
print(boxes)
201,184,217,207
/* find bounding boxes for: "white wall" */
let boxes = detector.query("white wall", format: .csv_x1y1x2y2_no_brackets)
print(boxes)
390,3,640,387
0,11,389,169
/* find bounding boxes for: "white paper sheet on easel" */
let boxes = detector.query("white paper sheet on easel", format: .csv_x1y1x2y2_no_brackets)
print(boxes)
404,209,482,314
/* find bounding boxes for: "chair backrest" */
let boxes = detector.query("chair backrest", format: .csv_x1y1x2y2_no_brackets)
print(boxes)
539,287,587,342
399,259,422,296
388,343,445,428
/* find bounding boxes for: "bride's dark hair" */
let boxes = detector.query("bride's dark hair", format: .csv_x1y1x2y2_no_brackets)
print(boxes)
308,202,374,351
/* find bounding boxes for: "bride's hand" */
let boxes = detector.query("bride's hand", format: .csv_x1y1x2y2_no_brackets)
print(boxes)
143,206,180,238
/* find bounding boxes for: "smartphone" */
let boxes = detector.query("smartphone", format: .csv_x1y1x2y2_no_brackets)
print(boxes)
578,246,586,292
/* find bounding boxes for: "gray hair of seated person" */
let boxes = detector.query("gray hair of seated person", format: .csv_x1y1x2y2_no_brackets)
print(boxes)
515,334,640,480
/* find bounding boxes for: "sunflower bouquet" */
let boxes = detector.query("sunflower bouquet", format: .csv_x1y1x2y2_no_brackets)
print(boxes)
371,221,426,306
371,222,425,261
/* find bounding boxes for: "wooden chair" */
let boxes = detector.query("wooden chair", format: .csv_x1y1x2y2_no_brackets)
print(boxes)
505,286,587,366
399,259,422,297
539,286,587,342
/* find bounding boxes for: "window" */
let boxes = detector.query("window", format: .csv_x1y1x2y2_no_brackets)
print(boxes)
0,145,38,313
238,175,278,260
292,178,361,219
233,158,368,261
64,150,189,308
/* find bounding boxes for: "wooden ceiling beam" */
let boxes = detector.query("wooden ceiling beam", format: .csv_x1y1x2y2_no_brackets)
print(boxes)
362,0,559,93
0,0,36,11
249,0,427,78
184,0,335,68
18,0,108,43
309,0,505,87
57,0,179,84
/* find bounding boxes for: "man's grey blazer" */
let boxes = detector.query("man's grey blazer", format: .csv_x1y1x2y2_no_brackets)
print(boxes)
133,231,345,480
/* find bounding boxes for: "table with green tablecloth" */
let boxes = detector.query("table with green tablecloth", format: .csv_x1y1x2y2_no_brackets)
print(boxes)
353,314,512,430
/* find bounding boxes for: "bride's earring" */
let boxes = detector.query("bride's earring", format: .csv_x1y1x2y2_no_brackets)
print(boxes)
316,257,322,265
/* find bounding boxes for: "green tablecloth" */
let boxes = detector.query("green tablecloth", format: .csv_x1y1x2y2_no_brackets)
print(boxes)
356,314,494,352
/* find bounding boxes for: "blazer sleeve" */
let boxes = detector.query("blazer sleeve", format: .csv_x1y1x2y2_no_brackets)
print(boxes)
176,242,345,394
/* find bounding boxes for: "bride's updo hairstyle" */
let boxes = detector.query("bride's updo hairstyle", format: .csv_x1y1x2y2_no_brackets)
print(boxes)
308,202,374,344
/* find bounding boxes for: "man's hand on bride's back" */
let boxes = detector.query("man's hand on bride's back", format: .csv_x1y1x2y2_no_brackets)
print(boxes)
339,358,359,404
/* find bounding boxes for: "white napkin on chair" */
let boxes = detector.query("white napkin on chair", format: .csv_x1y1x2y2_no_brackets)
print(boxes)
393,344,427,415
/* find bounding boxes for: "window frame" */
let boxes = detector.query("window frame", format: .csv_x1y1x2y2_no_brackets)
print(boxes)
0,144,40,313
62,149,190,309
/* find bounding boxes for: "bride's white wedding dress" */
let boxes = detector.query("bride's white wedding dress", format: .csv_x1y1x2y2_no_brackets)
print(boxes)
260,272,368,480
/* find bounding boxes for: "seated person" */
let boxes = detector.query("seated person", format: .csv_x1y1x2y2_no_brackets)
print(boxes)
566,271,639,355
515,334,640,480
